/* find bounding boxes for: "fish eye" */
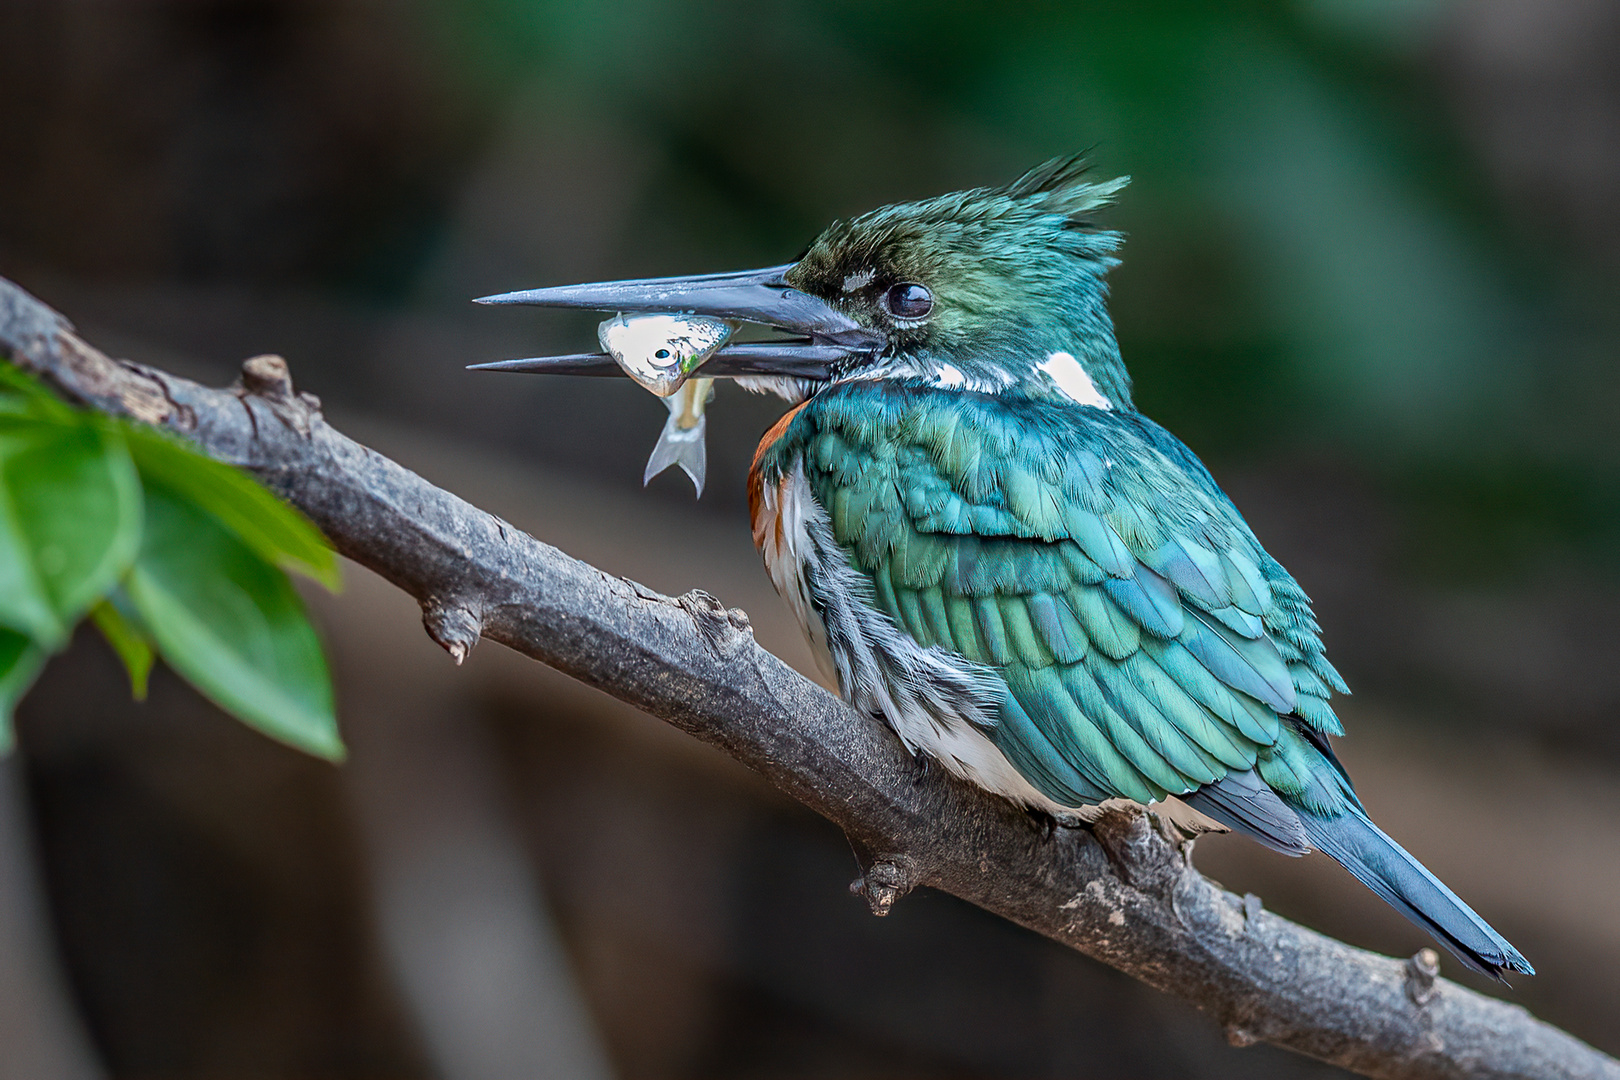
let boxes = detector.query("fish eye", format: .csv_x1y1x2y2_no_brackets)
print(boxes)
883,282,933,320
654,348,671,359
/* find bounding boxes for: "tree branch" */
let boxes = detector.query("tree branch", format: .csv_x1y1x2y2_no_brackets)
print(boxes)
3,275,1613,1080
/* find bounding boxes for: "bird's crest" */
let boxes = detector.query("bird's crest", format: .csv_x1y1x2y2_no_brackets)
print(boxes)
1002,155,1130,223
804,155,1130,268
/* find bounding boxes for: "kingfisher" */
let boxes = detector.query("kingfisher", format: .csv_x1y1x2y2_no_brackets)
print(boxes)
473,158,1531,980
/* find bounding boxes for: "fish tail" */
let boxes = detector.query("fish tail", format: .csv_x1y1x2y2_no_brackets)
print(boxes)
644,412,707,496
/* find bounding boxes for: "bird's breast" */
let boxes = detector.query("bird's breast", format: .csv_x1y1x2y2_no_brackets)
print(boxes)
748,403,836,683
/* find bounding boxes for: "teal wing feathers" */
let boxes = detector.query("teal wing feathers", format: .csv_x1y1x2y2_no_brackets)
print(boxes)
771,380,1351,811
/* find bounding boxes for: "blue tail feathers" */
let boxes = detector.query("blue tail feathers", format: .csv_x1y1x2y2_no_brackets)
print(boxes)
1199,721,1536,980
1295,806,1533,980
1182,770,1311,857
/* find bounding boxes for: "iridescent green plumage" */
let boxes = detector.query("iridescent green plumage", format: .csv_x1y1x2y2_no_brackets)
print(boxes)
757,379,1348,811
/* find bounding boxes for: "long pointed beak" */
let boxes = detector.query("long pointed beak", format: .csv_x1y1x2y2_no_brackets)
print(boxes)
474,263,879,349
468,342,849,380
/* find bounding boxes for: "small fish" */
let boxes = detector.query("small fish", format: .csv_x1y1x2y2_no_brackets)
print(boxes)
598,313,733,496
598,312,731,397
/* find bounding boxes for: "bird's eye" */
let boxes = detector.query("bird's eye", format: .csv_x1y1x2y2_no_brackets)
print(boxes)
654,348,671,359
884,282,933,320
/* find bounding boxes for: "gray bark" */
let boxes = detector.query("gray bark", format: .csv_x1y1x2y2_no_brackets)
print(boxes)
3,274,1614,1080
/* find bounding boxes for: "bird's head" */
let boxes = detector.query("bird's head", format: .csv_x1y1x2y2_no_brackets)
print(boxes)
474,157,1133,410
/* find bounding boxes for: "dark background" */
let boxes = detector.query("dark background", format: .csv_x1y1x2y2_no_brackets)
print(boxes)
2,1,1618,1077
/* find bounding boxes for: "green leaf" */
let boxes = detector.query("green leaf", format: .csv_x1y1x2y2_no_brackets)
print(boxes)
0,439,59,645
125,484,342,760
0,628,47,755
0,363,75,422
91,596,154,700
122,425,340,590
0,417,142,647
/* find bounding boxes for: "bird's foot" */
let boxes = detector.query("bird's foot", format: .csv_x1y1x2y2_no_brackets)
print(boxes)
1027,806,1061,838
1025,806,1091,839
911,752,931,787
1090,804,1189,899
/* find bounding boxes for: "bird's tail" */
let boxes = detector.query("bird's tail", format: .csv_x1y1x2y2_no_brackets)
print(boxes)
1295,805,1533,980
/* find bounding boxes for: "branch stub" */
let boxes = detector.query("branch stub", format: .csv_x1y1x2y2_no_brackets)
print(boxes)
851,859,912,917
422,597,484,665
1405,947,1441,1007
241,354,294,399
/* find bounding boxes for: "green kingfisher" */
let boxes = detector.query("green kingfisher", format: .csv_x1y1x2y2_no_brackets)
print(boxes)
473,158,1531,980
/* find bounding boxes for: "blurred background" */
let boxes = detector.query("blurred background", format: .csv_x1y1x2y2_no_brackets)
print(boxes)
2,0,1618,1076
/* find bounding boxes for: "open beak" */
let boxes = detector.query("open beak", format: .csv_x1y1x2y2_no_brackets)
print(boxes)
470,263,880,381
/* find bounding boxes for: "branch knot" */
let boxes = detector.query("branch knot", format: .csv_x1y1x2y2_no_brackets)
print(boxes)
850,858,913,917
422,596,484,665
241,354,294,398
676,589,754,657
1405,948,1441,1008
238,354,321,436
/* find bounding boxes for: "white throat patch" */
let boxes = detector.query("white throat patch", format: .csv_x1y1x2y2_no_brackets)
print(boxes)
1038,351,1112,410
846,357,1014,394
